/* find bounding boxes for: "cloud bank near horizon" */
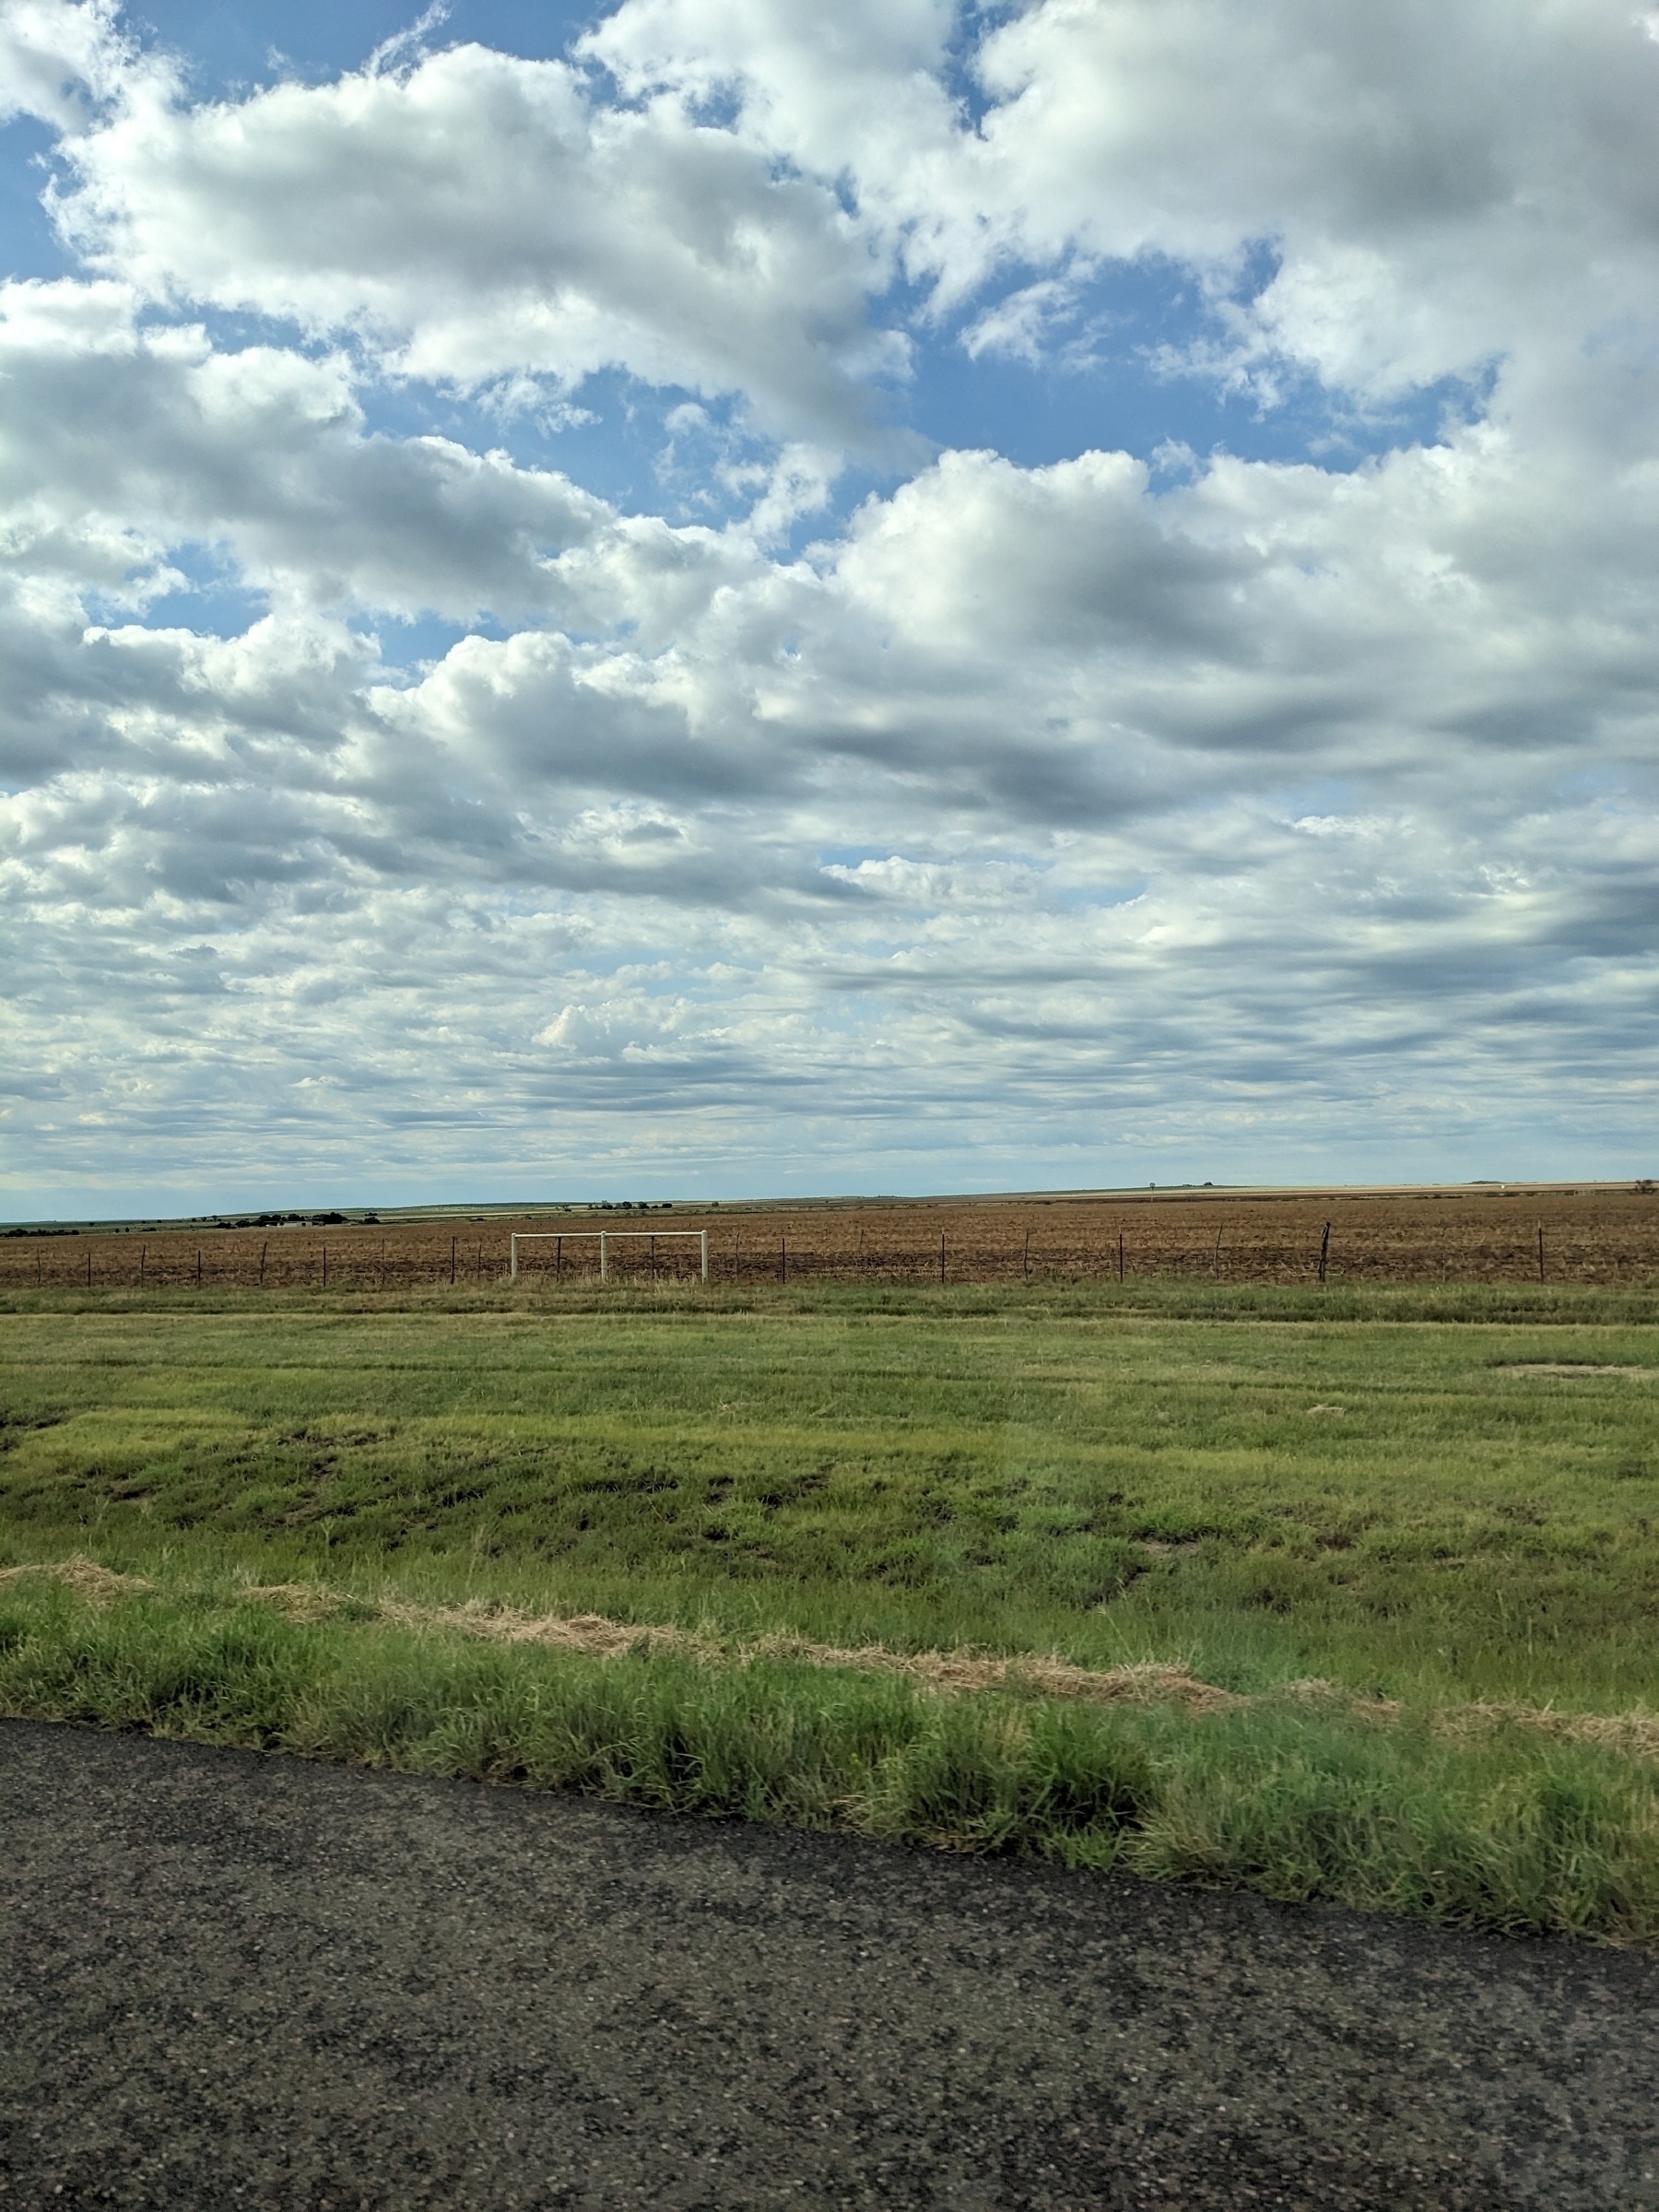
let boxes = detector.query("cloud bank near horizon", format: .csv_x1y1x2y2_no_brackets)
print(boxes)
1,0,1655,1207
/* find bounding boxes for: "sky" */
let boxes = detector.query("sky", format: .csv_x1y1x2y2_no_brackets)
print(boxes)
1,0,1656,1215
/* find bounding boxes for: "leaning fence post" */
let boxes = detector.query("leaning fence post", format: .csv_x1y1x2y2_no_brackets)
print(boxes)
1318,1222,1331,1284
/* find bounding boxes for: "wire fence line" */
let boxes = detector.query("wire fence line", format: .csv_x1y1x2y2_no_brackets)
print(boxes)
3,1204,1657,1291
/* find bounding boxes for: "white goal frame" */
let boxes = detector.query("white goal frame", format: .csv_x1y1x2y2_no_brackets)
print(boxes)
510,1229,709,1282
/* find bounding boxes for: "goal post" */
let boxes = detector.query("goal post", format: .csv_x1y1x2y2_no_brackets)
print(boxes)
509,1230,709,1282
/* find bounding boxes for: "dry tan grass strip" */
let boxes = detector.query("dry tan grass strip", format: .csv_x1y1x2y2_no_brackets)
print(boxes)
1281,1677,1404,1723
372,1596,719,1662
925,1654,1238,1712
223,1583,1237,1708
226,1586,1659,1739
312,1597,1659,1746
0,1555,153,1605
750,1637,1242,1712
282,1593,1241,1712
240,1582,350,1625
1430,1700,1659,1761
14,1562,1657,1754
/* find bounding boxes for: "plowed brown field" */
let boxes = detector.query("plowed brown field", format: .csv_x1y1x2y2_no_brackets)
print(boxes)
5,1184,1656,1291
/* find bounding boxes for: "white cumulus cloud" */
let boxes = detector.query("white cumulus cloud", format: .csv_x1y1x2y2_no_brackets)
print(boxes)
0,0,1655,1206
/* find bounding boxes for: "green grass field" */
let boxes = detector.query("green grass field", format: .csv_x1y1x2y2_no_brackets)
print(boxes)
4,1279,1657,1940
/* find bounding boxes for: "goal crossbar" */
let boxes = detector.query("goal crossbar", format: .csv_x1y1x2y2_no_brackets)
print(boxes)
510,1230,709,1282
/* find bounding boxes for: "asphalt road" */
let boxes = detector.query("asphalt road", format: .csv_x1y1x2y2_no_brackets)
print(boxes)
3,1721,1657,2211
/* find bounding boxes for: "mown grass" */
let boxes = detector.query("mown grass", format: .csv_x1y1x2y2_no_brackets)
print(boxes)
2,1277,1656,1939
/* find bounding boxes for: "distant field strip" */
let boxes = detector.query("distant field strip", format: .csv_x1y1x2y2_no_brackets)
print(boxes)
5,1183,1658,1288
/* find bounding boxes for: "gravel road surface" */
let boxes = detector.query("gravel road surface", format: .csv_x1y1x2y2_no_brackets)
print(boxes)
3,1720,1657,2210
